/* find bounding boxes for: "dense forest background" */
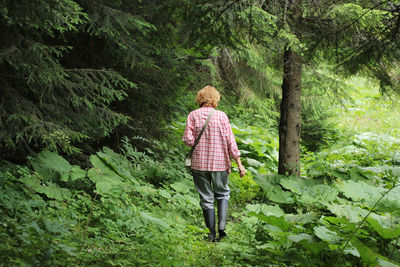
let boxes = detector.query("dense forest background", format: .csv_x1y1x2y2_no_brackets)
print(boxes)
1,0,400,266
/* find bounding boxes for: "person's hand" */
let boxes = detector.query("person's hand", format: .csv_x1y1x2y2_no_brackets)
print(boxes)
238,166,246,177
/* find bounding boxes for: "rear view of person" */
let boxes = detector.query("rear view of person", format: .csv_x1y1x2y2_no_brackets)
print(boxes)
183,85,246,241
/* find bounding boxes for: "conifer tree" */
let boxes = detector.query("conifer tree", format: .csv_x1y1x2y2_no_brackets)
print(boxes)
0,0,193,160
181,0,400,176
0,0,134,159
273,0,400,175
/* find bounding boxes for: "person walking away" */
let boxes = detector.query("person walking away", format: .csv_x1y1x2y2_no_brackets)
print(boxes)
183,85,246,241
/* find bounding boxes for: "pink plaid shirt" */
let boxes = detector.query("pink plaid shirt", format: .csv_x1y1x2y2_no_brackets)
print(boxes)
183,107,241,172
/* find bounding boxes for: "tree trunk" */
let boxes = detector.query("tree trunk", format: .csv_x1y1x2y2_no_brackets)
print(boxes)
278,47,302,176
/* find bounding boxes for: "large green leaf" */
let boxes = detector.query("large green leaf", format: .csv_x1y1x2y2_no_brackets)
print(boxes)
246,204,285,217
299,184,339,207
287,233,316,243
355,166,381,180
330,170,349,180
334,180,385,205
350,237,379,266
314,226,341,243
265,185,295,204
366,217,400,239
377,258,400,267
158,189,172,199
349,168,367,181
326,204,369,223
280,176,306,194
279,176,335,207
253,174,284,188
31,150,71,182
377,186,400,213
20,174,72,201
245,158,263,168
280,176,324,194
334,181,400,214
326,203,400,239
20,175,41,188
35,184,72,201
87,167,125,196
69,166,86,181
252,173,295,203
170,181,190,193
136,185,157,195
248,211,292,232
88,155,129,196
185,195,199,206
285,212,319,225
95,147,138,185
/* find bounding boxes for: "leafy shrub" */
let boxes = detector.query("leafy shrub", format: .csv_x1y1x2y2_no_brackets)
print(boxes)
229,171,259,205
232,123,279,173
2,142,255,266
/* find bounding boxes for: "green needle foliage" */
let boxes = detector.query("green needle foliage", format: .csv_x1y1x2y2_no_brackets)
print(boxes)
0,0,197,160
0,0,134,158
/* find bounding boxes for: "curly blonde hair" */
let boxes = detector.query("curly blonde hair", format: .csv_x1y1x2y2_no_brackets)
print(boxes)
196,85,220,108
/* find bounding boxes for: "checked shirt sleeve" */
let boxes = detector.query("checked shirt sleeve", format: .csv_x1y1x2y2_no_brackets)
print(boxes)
182,112,195,147
224,114,241,159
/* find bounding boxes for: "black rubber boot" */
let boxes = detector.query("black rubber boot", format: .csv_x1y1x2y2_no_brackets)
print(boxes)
202,208,216,242
217,199,229,240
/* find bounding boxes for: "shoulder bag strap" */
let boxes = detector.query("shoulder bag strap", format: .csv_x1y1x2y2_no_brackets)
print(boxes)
188,109,215,157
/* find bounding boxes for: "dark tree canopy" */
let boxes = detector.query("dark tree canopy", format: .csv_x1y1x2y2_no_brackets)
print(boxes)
0,0,196,161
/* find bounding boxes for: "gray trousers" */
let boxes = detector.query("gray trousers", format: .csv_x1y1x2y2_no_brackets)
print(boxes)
192,170,230,210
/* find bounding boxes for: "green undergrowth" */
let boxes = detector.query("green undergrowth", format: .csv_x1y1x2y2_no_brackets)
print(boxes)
0,131,263,266
336,77,400,138
2,127,400,266
0,145,223,266
233,119,400,266
2,81,400,266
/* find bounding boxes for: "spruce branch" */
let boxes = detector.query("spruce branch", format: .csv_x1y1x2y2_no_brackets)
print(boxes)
0,45,17,58
335,1,391,36
211,0,242,27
